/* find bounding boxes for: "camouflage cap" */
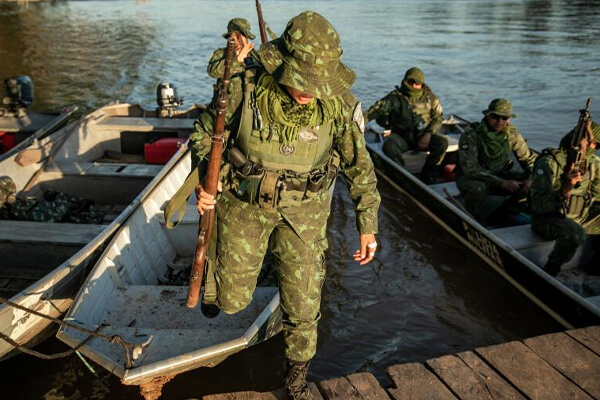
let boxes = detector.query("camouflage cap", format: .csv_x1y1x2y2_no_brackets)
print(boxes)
222,18,256,40
482,98,516,118
0,177,16,209
403,67,425,84
258,11,356,100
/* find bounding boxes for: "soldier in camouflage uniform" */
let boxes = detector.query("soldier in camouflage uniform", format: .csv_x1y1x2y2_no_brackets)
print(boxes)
455,99,537,223
192,12,380,399
529,120,600,276
364,67,447,182
207,18,261,106
0,176,103,223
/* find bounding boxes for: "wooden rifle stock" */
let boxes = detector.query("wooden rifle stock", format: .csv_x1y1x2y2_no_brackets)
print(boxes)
564,98,592,177
255,0,268,44
187,37,236,308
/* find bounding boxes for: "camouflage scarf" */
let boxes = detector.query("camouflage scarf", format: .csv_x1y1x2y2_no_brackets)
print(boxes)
256,74,341,145
400,80,423,101
477,120,510,170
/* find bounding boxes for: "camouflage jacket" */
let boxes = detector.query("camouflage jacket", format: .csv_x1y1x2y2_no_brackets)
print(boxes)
190,68,380,234
363,85,443,143
529,148,600,220
456,120,536,189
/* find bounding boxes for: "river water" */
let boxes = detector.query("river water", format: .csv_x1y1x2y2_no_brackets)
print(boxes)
1,0,598,399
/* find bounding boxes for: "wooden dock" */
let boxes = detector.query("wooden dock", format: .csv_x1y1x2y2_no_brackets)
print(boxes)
204,325,600,400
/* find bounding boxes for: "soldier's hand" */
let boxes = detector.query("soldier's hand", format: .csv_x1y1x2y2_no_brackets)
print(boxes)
561,169,583,197
501,180,521,193
195,181,223,215
353,233,377,265
418,132,432,150
518,179,532,194
237,42,254,63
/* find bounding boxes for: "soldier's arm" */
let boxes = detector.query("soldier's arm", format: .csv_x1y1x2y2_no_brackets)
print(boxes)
458,130,504,188
591,156,600,201
509,127,537,175
363,91,395,125
426,95,443,134
335,96,381,234
528,156,562,215
207,48,245,79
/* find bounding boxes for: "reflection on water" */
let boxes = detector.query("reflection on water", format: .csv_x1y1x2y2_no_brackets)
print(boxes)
0,0,596,398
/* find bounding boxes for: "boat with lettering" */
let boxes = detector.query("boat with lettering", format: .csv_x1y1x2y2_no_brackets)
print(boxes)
0,75,77,162
56,147,281,400
0,87,204,361
365,118,600,329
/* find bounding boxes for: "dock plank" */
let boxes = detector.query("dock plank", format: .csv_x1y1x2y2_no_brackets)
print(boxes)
524,332,600,399
346,373,391,400
567,326,600,356
387,362,457,400
428,352,526,400
476,341,594,400
318,376,363,400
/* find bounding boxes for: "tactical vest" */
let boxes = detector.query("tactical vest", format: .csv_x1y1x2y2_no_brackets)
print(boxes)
391,87,435,141
227,68,339,209
539,149,595,220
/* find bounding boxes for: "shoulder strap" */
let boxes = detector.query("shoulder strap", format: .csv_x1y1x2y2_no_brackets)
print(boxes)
163,167,199,229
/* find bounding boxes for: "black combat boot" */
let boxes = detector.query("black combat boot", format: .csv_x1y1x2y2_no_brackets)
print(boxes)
542,261,561,277
285,359,312,400
200,302,220,318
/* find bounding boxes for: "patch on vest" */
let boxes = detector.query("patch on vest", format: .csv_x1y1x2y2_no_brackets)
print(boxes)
298,127,319,144
353,102,365,134
536,168,545,176
280,143,296,156
461,143,470,150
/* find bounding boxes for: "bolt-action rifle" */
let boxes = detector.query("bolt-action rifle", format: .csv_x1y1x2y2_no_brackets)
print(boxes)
255,0,268,44
562,98,592,196
187,37,236,309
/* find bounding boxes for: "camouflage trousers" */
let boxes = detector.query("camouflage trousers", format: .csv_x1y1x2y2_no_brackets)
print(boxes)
214,190,329,362
532,204,600,268
456,171,528,222
382,132,449,168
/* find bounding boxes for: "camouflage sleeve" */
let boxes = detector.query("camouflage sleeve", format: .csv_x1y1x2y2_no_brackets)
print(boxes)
427,96,443,134
458,129,504,188
363,91,395,125
529,155,562,215
508,126,537,175
592,156,600,201
335,93,381,234
206,48,245,79
188,88,243,167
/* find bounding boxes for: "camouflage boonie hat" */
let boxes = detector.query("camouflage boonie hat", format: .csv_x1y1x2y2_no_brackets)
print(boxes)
258,11,356,99
223,18,256,40
482,98,516,118
0,177,17,208
404,67,425,85
591,120,600,143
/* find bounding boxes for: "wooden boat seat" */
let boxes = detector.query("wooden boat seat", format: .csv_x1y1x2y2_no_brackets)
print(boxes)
46,161,164,179
95,116,193,133
0,220,106,245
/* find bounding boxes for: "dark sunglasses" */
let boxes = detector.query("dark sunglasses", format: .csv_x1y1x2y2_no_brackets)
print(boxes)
407,79,420,85
489,114,509,121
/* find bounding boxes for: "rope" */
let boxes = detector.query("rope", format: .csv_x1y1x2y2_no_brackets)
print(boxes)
0,296,141,367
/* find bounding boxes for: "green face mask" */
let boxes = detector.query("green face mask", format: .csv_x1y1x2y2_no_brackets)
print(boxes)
400,80,422,100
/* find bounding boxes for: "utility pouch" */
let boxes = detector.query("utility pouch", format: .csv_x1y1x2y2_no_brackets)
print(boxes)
258,170,280,209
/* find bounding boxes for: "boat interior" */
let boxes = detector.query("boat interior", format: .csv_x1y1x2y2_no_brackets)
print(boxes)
58,151,279,383
0,104,202,298
367,118,600,308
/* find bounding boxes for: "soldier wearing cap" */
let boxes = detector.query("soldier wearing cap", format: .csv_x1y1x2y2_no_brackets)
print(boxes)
529,120,600,276
191,11,380,399
364,67,447,183
455,98,537,223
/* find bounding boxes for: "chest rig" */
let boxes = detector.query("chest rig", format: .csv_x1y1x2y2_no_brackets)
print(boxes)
226,68,339,209
391,88,433,141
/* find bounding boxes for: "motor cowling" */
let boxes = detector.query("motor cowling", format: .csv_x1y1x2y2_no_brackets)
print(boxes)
1,75,34,117
156,82,183,117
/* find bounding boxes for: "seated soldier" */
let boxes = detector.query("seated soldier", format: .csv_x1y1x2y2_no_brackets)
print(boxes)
455,98,537,223
364,67,448,183
529,120,600,276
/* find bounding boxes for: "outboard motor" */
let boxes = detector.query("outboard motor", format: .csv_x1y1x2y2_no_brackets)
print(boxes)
1,75,34,118
156,82,183,118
